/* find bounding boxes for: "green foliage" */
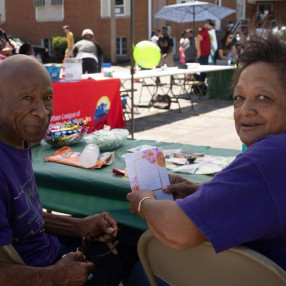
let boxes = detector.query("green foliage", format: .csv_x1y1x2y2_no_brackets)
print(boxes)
52,36,67,61
51,35,81,61
74,35,81,43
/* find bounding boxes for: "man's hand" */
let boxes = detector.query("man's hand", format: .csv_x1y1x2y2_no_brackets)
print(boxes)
162,174,200,200
51,251,94,286
126,190,155,217
79,212,118,254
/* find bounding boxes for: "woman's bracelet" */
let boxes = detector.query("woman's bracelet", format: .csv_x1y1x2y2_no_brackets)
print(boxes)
137,196,153,218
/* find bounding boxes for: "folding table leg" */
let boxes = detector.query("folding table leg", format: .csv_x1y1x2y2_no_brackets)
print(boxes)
137,78,158,107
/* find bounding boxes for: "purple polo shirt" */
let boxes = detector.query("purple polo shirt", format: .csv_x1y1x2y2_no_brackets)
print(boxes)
0,140,61,266
177,134,286,269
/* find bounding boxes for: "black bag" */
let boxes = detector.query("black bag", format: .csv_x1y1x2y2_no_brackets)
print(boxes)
150,94,172,109
178,63,188,69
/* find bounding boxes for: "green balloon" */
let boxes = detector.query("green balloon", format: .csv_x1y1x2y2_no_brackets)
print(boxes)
133,41,161,69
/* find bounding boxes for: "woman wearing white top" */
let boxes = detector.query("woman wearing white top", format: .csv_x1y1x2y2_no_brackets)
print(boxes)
73,29,99,74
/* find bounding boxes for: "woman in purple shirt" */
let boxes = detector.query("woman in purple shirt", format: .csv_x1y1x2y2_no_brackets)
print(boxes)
127,30,286,270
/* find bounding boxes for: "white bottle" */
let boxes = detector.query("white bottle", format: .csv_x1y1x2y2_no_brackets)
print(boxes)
79,144,100,168
15,38,21,54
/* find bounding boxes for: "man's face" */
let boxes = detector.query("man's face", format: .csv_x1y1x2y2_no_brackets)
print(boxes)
0,57,54,148
162,28,168,36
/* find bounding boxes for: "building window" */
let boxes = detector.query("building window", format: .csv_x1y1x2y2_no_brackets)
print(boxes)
100,0,129,18
42,38,52,55
51,0,63,5
115,0,124,16
257,3,273,20
33,0,45,7
116,37,127,56
0,0,5,24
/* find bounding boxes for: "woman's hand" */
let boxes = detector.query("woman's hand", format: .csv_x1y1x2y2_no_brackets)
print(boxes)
162,174,200,199
126,190,155,218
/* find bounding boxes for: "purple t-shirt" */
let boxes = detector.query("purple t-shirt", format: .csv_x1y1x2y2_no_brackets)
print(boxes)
177,134,286,269
0,140,61,266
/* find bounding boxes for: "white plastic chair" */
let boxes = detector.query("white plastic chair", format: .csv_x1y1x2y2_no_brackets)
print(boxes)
138,230,286,286
0,244,25,265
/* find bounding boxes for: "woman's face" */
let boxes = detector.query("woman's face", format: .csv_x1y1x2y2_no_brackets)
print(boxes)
226,34,233,44
233,62,286,147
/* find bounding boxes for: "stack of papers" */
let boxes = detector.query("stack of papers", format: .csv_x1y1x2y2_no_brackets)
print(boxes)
172,155,235,175
124,147,173,200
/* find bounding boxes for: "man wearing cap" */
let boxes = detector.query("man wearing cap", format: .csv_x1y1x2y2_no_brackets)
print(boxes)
73,28,99,73
195,19,215,84
182,28,196,63
63,25,74,58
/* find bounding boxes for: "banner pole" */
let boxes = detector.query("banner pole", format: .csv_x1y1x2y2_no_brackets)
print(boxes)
130,0,135,139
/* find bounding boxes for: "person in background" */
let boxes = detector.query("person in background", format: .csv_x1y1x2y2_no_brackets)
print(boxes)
0,28,15,57
62,25,74,58
226,21,234,32
151,29,160,46
182,28,196,64
195,19,215,82
157,26,174,67
214,31,237,64
19,42,38,61
73,28,99,74
127,30,286,281
0,55,142,286
94,39,104,72
179,31,186,64
0,28,7,61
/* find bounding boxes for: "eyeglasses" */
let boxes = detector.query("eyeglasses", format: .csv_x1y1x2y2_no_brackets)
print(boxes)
77,224,124,262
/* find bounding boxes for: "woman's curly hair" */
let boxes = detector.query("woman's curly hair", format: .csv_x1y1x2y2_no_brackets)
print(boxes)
232,30,286,92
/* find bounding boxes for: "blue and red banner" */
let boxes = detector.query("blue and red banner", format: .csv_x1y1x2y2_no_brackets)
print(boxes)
51,79,125,131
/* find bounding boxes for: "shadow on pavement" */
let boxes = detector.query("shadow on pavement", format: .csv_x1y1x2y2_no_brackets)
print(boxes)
125,97,233,134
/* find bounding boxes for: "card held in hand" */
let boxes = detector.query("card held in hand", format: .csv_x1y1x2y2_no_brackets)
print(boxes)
124,147,173,200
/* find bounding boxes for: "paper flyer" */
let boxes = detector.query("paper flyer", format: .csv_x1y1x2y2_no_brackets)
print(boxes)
124,147,173,200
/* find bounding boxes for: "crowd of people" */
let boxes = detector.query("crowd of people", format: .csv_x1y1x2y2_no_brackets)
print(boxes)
150,19,215,95
152,19,240,69
151,19,214,70
0,25,104,74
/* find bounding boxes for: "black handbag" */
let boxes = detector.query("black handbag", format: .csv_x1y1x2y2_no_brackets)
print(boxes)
150,94,172,109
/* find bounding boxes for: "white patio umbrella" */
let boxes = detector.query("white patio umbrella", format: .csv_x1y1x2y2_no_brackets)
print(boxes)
154,1,236,33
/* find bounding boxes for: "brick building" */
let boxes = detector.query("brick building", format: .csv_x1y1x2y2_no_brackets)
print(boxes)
0,0,285,63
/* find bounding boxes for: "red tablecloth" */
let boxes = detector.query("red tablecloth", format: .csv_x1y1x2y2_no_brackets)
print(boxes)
51,79,125,131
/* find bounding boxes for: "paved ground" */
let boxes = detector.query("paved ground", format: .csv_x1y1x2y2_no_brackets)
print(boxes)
114,65,242,151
